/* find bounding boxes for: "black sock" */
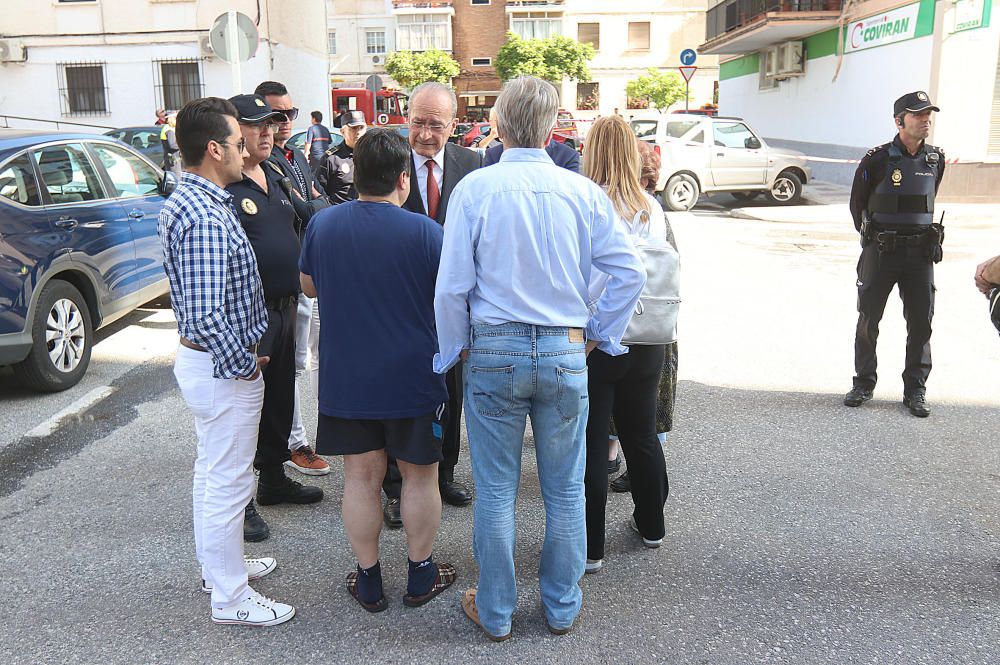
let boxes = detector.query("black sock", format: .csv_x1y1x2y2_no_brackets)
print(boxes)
407,555,436,596
356,561,383,604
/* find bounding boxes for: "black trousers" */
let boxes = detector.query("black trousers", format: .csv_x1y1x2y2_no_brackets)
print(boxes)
584,344,669,561
253,301,297,476
853,243,934,395
383,363,463,498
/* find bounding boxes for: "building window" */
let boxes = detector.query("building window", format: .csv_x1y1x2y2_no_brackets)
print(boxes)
577,22,599,51
154,59,203,111
57,0,96,3
58,62,108,115
471,0,491,5
471,57,492,66
627,22,650,51
366,30,386,55
511,14,562,40
397,14,451,51
328,31,337,55
576,82,598,111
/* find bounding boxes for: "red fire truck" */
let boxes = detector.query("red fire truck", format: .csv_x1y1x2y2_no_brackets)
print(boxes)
331,88,408,126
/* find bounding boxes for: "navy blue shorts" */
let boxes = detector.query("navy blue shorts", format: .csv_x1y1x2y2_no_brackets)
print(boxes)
316,405,447,466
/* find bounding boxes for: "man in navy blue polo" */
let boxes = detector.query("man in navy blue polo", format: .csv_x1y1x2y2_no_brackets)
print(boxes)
299,128,456,612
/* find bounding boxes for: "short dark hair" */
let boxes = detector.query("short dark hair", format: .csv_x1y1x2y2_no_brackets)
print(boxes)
353,129,411,197
175,97,238,167
254,81,288,98
311,111,322,123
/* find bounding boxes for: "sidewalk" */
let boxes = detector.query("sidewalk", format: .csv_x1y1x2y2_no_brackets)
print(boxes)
730,180,998,227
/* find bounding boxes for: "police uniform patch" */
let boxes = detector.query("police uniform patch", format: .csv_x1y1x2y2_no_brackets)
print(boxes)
339,163,351,174
891,169,903,186
917,92,928,101
255,98,265,107
241,198,258,215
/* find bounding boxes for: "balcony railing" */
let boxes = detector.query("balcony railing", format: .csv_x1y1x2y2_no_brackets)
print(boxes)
392,1,452,8
706,0,843,41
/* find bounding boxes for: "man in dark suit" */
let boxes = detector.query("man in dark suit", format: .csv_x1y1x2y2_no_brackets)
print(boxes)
482,138,581,174
383,82,481,527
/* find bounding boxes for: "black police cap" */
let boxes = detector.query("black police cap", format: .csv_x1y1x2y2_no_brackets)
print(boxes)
228,94,286,123
893,91,940,117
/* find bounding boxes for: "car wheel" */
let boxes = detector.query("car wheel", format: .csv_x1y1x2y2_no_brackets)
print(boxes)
13,280,94,392
767,171,803,205
662,174,700,212
731,191,760,202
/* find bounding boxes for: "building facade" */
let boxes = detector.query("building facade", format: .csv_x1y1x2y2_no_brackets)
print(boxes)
0,0,330,131
328,0,718,120
703,0,999,197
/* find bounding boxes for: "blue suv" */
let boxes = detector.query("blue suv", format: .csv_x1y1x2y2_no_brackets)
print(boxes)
0,130,175,391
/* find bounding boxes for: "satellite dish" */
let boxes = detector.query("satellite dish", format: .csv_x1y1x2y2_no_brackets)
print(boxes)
209,12,258,64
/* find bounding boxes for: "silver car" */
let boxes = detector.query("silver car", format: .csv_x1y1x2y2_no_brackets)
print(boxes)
631,114,811,212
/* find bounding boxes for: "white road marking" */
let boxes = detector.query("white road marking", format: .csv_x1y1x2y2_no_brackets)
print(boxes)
23,386,117,439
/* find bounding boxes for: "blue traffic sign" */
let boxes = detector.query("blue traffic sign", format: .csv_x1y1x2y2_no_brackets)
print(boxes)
680,49,697,66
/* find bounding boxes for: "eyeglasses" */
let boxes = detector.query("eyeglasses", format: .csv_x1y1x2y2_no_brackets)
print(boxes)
240,122,278,133
217,137,247,152
409,120,450,133
272,107,298,121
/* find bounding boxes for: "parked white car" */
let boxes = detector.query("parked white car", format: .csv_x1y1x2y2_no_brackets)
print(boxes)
630,114,811,211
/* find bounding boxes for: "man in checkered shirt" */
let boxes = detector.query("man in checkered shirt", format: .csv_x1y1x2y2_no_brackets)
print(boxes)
157,97,295,627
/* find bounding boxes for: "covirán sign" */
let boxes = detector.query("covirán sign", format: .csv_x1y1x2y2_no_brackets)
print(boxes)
845,3,921,53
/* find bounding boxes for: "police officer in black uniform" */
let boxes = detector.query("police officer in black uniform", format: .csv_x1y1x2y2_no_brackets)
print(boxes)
844,91,946,418
226,94,324,543
316,110,367,204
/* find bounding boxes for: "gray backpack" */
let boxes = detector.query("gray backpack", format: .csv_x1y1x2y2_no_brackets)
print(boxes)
621,208,680,346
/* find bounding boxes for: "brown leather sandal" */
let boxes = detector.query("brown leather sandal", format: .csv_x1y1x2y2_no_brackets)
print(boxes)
346,571,388,613
402,562,457,608
461,588,512,642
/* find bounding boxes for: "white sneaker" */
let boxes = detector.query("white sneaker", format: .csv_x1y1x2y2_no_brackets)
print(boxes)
585,558,603,574
212,590,295,627
629,516,663,549
201,557,277,593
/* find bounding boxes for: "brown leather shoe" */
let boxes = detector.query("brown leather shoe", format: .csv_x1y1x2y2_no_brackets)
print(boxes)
461,588,511,642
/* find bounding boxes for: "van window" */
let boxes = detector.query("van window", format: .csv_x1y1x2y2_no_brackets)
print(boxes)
665,120,699,139
630,120,657,138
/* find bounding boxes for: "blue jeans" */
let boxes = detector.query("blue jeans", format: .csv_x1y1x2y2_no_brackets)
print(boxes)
464,322,589,636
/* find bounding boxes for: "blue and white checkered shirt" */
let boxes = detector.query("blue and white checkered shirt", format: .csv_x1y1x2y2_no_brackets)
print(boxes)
158,172,268,379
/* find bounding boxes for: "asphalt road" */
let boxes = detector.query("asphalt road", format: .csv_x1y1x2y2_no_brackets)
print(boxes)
1,194,998,665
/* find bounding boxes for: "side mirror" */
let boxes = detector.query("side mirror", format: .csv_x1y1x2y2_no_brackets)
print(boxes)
745,137,761,150
159,171,178,197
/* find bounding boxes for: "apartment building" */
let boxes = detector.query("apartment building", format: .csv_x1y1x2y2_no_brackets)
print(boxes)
702,0,999,195
328,0,397,87
0,0,329,131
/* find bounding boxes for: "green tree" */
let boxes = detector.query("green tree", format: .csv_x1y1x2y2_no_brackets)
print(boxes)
385,49,461,89
495,32,594,83
625,68,688,113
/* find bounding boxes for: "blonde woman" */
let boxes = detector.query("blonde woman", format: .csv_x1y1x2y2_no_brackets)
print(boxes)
583,116,674,573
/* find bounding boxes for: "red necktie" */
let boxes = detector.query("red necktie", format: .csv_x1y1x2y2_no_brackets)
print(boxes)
426,159,440,220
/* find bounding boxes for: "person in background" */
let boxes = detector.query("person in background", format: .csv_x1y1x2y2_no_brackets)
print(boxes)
300,128,456,613
160,114,182,174
304,111,333,172
317,110,367,205
158,97,294,627
582,117,676,574
434,76,645,641
610,138,679,495
254,80,332,486
154,108,167,125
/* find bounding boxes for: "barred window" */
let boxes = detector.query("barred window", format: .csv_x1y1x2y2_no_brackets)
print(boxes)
328,31,337,55
58,62,108,116
155,60,203,111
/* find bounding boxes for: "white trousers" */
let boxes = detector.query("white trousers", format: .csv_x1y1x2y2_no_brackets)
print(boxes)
288,293,320,450
174,345,264,609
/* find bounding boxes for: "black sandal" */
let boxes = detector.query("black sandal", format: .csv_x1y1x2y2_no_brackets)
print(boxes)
402,562,457,608
346,571,388,613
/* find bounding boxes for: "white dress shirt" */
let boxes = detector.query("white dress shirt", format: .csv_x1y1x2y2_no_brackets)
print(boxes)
433,148,646,373
413,147,446,216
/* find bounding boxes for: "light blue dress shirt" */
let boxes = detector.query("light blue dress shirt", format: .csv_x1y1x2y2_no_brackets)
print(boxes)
434,148,646,373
